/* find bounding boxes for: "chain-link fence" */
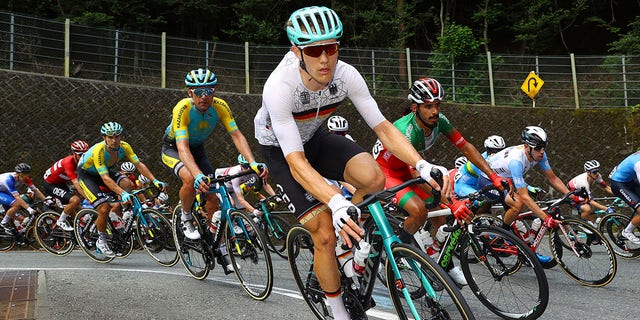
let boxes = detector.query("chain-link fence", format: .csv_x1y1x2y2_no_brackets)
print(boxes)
2,11,640,108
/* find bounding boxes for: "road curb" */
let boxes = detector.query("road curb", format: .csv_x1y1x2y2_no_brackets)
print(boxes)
35,270,51,320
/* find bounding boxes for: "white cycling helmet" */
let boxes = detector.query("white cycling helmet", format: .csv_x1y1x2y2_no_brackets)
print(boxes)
454,156,468,169
327,115,349,132
521,126,548,148
120,162,135,173
138,174,151,185
484,135,505,150
158,192,169,203
584,160,600,172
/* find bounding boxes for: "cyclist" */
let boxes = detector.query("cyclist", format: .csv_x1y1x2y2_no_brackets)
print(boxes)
327,115,354,141
42,140,90,231
161,68,266,241
78,122,167,257
214,155,277,219
477,126,569,251
454,135,506,198
567,160,614,226
253,6,444,318
608,151,640,244
0,163,47,236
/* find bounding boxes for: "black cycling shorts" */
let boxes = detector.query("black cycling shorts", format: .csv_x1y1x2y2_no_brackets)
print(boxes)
610,179,640,211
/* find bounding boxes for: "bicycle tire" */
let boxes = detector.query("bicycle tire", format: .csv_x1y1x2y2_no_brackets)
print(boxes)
385,243,475,320
73,209,115,263
598,213,640,259
171,205,210,280
459,224,549,320
34,211,75,256
111,225,135,259
263,214,293,259
136,209,179,267
0,230,15,252
225,210,273,301
549,217,617,287
287,226,332,319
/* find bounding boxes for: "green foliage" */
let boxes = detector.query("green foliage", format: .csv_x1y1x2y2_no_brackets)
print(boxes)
72,12,114,28
609,16,640,55
435,23,481,60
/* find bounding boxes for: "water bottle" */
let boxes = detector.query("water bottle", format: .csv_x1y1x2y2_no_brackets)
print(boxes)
210,210,221,235
352,240,371,276
336,237,356,278
531,218,542,232
435,224,450,248
109,212,124,230
122,209,133,223
513,220,528,238
576,232,588,244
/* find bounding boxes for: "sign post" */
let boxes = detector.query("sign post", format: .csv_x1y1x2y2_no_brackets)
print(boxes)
521,71,544,107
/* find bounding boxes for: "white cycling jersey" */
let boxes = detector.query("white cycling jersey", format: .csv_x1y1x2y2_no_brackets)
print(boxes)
567,172,605,194
214,165,258,210
483,144,551,189
254,51,386,156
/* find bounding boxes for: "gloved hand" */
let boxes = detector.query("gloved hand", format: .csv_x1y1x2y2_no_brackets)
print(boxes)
489,172,505,191
152,179,167,192
527,185,543,194
193,174,210,191
415,160,435,183
250,162,268,175
26,207,36,216
448,198,472,224
120,191,132,204
572,195,587,204
606,207,615,214
328,194,360,235
544,215,559,229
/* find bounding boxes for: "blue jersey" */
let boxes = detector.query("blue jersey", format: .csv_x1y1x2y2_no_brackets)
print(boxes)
484,145,551,189
609,151,640,183
454,152,486,197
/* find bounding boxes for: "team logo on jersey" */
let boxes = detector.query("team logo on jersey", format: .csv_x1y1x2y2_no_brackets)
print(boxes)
329,82,337,95
300,91,310,105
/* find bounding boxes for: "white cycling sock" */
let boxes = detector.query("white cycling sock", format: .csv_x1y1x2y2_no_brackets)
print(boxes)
1,215,11,225
624,223,637,234
181,209,192,222
326,292,349,320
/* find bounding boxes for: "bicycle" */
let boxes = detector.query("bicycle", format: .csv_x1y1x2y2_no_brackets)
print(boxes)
382,184,549,320
73,187,178,266
476,187,617,287
287,176,475,320
171,170,273,301
34,200,79,256
0,198,52,252
596,197,640,259
253,192,295,259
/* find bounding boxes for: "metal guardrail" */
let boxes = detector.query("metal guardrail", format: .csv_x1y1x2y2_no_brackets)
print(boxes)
1,11,639,108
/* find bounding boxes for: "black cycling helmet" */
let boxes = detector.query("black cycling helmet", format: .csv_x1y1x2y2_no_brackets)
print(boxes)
15,163,31,173
521,126,548,148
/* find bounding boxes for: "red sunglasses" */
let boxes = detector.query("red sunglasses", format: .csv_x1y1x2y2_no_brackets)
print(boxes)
299,42,339,58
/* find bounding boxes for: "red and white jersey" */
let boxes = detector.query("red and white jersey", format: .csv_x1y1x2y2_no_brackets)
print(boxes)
567,172,606,194
44,155,79,184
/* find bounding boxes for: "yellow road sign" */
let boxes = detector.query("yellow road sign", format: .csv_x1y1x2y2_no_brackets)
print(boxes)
521,71,544,99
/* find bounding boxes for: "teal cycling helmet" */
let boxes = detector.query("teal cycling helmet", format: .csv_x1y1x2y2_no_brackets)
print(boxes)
101,122,123,136
185,68,218,87
286,6,343,46
237,154,248,165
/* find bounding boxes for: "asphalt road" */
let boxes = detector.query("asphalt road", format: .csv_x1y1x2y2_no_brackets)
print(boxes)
0,249,638,320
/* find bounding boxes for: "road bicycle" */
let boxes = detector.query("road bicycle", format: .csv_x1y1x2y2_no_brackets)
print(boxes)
380,184,548,320
34,202,79,256
476,188,617,287
253,192,295,259
171,169,273,301
73,187,178,266
595,197,640,259
287,176,475,320
0,198,55,252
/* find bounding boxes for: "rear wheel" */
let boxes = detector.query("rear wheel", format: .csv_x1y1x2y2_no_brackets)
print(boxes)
136,209,178,267
34,211,75,256
262,214,293,259
225,210,273,300
171,205,210,280
550,217,617,287
598,213,640,259
73,209,114,263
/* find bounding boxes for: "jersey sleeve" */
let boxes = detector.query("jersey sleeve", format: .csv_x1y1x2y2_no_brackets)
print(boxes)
92,143,110,176
213,98,239,133
263,77,305,156
121,142,140,164
344,64,386,129
172,100,191,142
508,159,527,189
63,157,79,181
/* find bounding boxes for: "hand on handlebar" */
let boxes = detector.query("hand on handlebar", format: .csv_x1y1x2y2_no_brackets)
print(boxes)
250,162,269,179
544,215,560,229
193,173,211,192
448,198,473,225
328,194,363,248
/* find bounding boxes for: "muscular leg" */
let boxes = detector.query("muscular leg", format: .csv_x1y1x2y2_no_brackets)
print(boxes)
178,167,196,214
95,202,111,233
502,193,524,225
304,210,341,294
342,153,385,203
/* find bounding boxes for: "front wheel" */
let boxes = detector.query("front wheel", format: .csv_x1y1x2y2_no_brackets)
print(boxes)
598,213,640,259
136,209,178,267
34,211,75,256
171,205,210,280
262,214,293,259
73,209,114,263
460,224,548,320
224,210,273,301
385,243,475,320
550,217,617,287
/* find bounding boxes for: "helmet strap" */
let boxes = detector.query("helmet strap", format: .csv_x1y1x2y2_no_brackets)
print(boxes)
298,48,335,88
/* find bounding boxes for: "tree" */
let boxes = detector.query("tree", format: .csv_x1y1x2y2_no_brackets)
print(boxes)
609,16,640,55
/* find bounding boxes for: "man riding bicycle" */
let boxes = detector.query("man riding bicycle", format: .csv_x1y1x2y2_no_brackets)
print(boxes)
254,6,444,319
609,151,640,245
567,160,614,226
77,122,166,257
0,163,47,237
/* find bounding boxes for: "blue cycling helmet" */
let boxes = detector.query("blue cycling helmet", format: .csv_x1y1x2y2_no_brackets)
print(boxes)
286,6,343,46
101,122,123,136
237,154,248,165
185,68,218,87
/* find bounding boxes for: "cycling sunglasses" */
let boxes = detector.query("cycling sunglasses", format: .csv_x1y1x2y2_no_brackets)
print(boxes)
298,42,339,58
191,87,215,97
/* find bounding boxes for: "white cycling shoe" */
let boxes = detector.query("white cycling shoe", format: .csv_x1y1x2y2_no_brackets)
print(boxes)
448,266,468,286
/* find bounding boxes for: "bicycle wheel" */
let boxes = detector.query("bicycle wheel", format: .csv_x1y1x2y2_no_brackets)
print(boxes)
287,226,332,319
549,217,617,287
263,214,293,259
598,213,640,259
459,225,549,320
224,210,273,301
385,243,475,320
34,211,75,256
73,209,115,263
0,229,15,252
136,209,179,267
171,205,210,280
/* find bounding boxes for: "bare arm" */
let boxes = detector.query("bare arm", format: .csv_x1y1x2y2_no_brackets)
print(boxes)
231,130,268,178
518,186,548,220
542,169,570,194
459,142,494,177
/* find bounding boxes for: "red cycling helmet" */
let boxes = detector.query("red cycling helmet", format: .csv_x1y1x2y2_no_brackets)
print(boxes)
70,140,90,154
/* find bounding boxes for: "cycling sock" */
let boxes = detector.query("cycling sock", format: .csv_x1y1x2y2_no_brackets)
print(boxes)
1,215,11,225
325,290,349,320
181,209,192,222
97,232,107,242
624,223,636,234
398,228,413,243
